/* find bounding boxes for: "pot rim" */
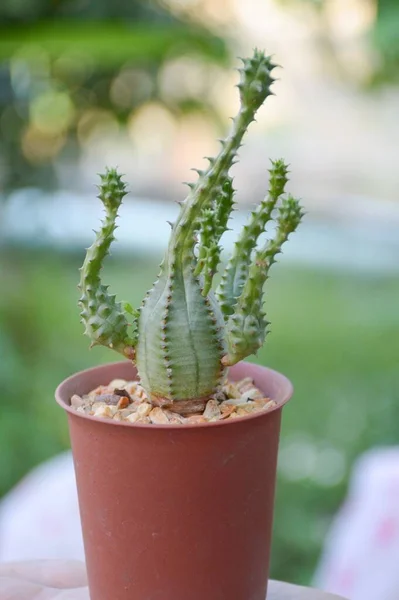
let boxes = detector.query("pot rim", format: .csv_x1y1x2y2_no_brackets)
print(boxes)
55,360,293,431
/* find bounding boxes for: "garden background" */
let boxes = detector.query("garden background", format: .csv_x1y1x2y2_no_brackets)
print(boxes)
1,0,399,586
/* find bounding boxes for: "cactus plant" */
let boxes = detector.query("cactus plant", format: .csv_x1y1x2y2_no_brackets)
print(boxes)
79,49,303,414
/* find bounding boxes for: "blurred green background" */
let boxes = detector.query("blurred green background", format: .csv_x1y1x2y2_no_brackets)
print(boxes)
1,0,399,587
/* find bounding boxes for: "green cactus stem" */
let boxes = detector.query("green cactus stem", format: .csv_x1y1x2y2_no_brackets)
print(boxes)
194,177,235,296
78,168,138,359
217,158,288,318
79,49,303,412
222,195,304,366
135,50,277,409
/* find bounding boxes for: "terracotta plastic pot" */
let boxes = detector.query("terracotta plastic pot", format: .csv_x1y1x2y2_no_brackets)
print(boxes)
56,360,293,600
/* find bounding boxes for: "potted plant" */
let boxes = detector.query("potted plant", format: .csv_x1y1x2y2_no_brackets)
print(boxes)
56,49,302,600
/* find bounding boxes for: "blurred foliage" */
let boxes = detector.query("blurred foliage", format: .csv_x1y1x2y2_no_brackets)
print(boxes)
1,251,398,584
372,0,399,83
276,0,399,84
0,0,228,190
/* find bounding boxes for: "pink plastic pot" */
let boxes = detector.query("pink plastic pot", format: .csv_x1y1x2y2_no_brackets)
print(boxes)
56,360,293,600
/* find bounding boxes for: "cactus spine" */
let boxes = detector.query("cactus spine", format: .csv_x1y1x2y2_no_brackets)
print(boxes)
79,49,303,411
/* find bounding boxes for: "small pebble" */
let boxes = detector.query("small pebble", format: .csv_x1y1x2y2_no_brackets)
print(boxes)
120,407,136,418
124,382,143,398
228,412,241,419
185,415,207,424
138,417,151,424
116,396,130,409
71,394,83,409
263,399,277,410
126,412,140,424
168,415,186,424
92,386,109,397
93,393,123,406
203,399,221,421
137,402,152,417
224,382,241,399
236,407,251,417
149,407,170,424
236,377,255,393
109,379,127,389
222,398,248,407
220,404,236,419
240,388,263,401
93,404,115,419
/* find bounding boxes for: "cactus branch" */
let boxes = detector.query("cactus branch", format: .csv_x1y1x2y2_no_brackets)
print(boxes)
79,168,137,358
217,159,288,318
168,50,277,272
223,194,303,366
194,176,235,295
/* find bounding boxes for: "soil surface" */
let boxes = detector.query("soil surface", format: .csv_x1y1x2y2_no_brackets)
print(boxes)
70,376,276,425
